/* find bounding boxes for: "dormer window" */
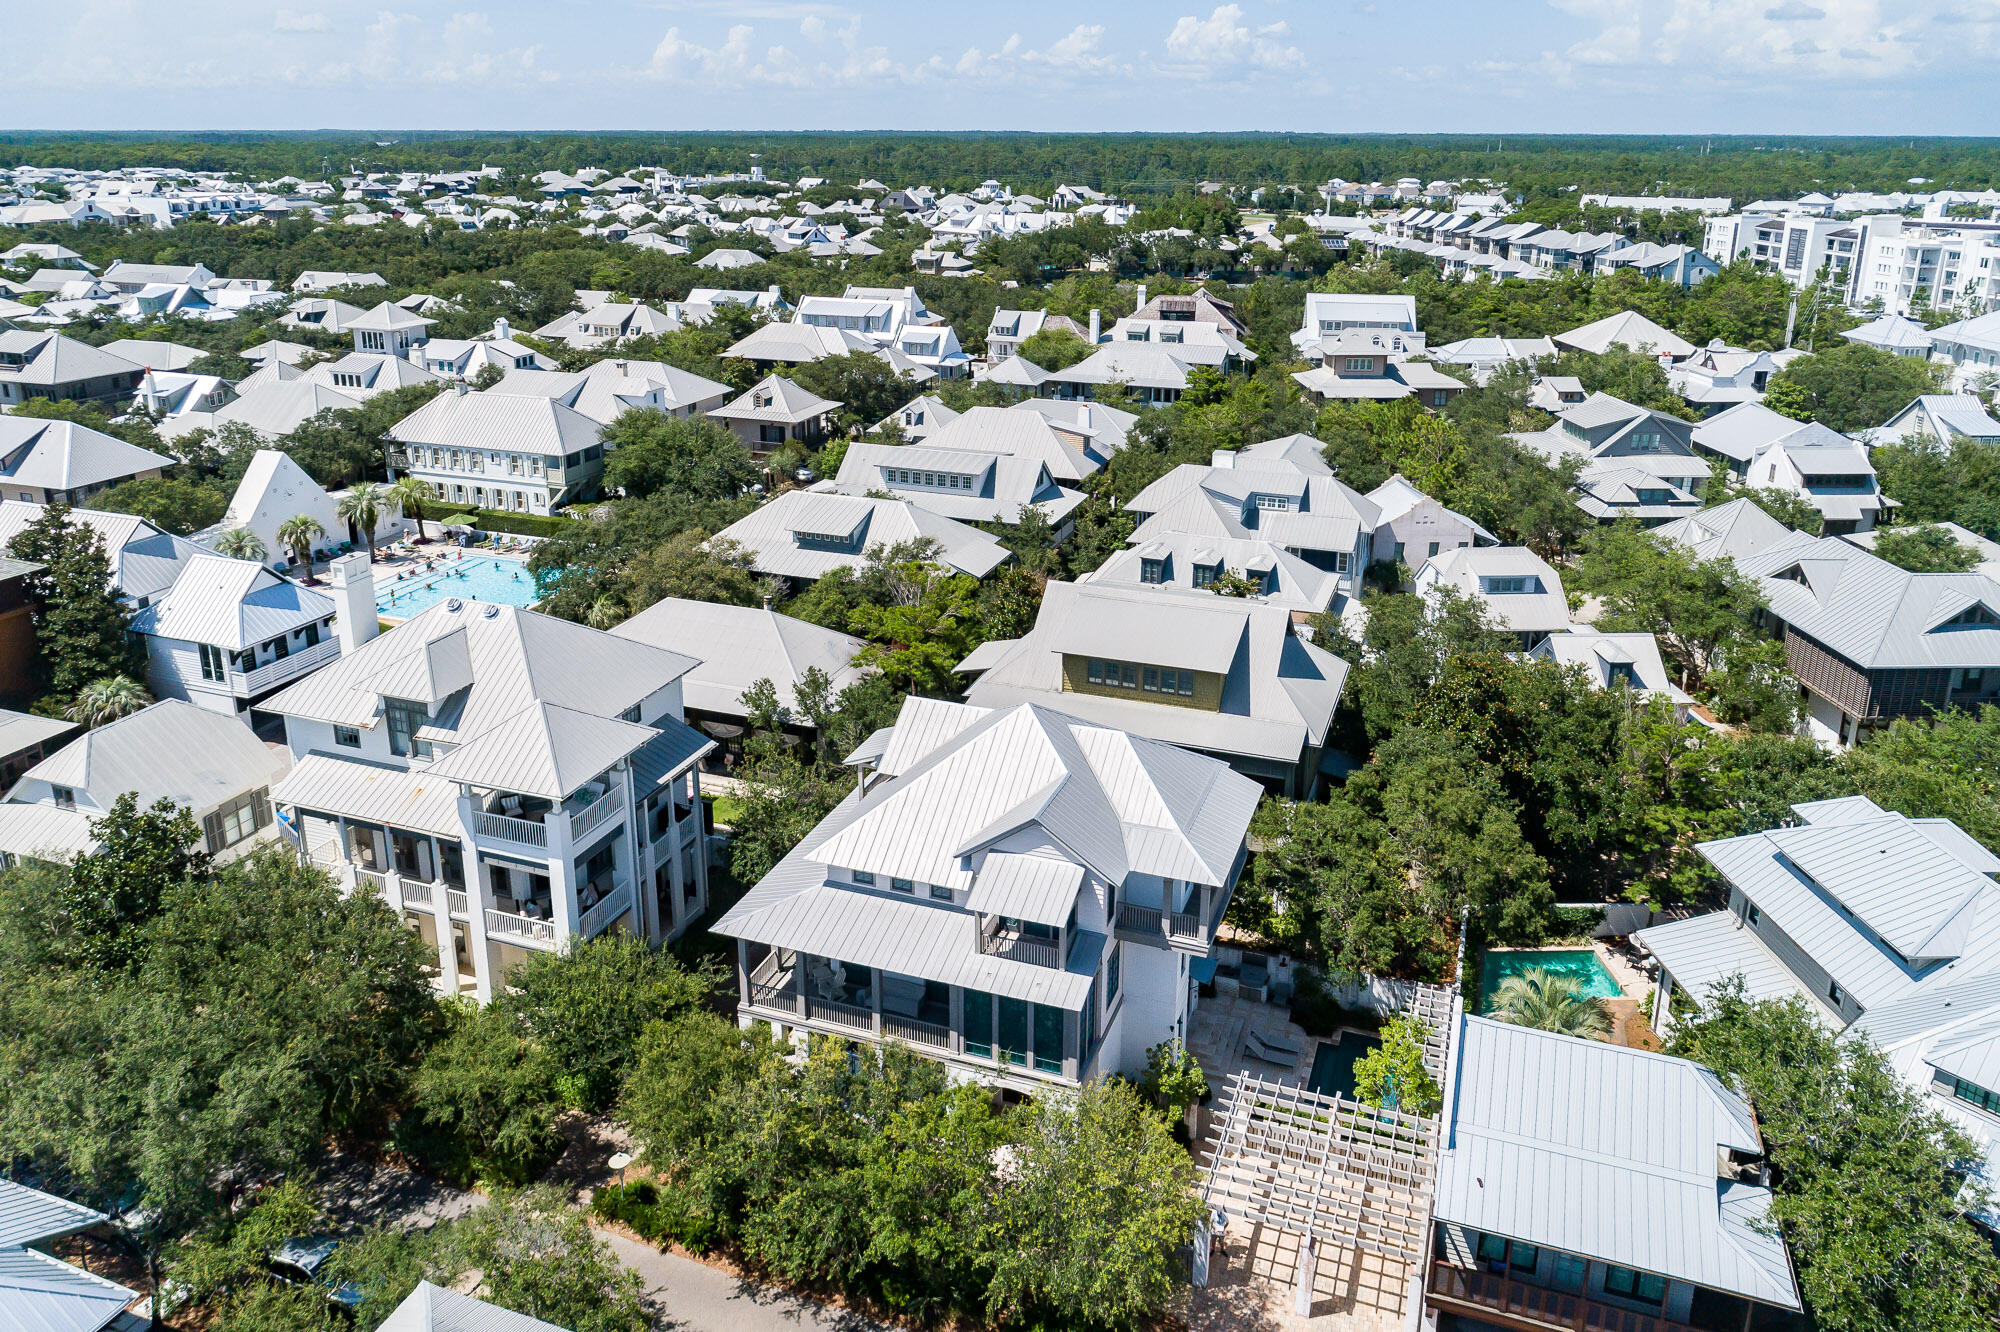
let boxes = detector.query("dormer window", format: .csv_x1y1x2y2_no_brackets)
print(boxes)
1140,558,1166,585
1483,575,1538,595
1192,562,1220,589
51,785,74,810
1942,603,1998,629
1254,494,1292,512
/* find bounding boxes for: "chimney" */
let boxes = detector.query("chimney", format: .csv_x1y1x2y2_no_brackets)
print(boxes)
454,381,468,396
1088,308,1101,343
493,316,510,340
1212,449,1235,469
329,551,379,654
1135,283,1147,311
614,359,628,375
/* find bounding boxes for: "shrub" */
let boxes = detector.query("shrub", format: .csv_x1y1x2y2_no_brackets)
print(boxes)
592,1180,721,1254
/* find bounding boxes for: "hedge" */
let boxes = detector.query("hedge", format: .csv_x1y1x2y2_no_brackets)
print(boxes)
425,506,585,539
591,1180,721,1254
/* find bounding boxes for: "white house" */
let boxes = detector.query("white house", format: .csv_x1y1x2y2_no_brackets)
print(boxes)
1364,473,1497,572
389,384,606,513
717,695,1262,1091
1740,420,1893,534
1531,629,1693,720
1290,293,1419,354
1871,394,2000,447
0,415,170,506
714,490,1011,589
195,449,405,570
267,599,715,1001
0,699,292,865
1414,546,1571,650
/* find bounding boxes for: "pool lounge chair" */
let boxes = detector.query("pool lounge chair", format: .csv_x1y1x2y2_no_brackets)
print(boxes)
1244,1030,1301,1064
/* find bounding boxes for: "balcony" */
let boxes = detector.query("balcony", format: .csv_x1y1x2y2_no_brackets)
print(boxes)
1116,899,1209,948
882,1011,951,1049
567,787,623,841
225,635,342,697
747,951,803,1016
472,810,548,850
485,907,559,950
981,924,1061,969
805,994,875,1032
578,879,632,938
1428,1264,1697,1332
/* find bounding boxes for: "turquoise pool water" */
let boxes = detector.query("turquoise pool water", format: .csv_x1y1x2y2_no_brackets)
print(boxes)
1479,948,1623,1014
376,556,539,617
1307,1031,1381,1100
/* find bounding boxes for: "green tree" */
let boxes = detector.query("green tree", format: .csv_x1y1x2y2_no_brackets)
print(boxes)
1670,983,2000,1331
1870,523,1981,573
389,474,435,539
55,794,208,972
617,529,759,615
601,411,758,502
790,352,921,433
1351,1014,1443,1115
1013,326,1094,371
86,475,229,535
5,505,143,700
404,1002,565,1183
1570,521,1766,682
336,481,387,562
65,675,152,727
726,745,855,882
1839,706,2000,852
498,933,715,1110
860,1081,1009,1317
1247,794,1434,976
1704,637,1804,733
1139,1040,1209,1123
276,514,326,582
985,1077,1203,1329
210,526,267,561
1763,341,1943,434
1761,377,1813,422
1487,966,1611,1039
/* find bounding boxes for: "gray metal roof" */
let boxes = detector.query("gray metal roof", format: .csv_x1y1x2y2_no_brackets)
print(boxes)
378,1281,571,1332
1415,546,1571,635
0,329,141,387
609,597,871,721
1436,1015,1799,1309
1765,817,1989,963
629,718,714,791
0,710,76,760
424,701,660,800
0,418,170,491
1734,535,2000,671
710,373,842,423
1551,311,1695,359
715,490,1010,582
962,852,1084,926
0,1246,137,1332
126,553,333,650
0,1181,106,1248
14,700,290,817
1635,912,1816,1011
271,751,465,838
389,386,602,455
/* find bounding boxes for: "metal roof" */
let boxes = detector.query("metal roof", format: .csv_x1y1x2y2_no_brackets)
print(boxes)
0,1246,137,1332
0,329,141,387
0,802,101,862
716,490,1010,583
1552,311,1696,359
1436,1015,1800,1309
1765,817,1990,963
14,700,290,816
378,1281,572,1332
710,373,842,423
1416,546,1571,635
962,852,1084,926
389,387,602,455
1735,535,2000,671
272,751,464,838
0,710,76,759
424,701,660,800
0,418,170,491
0,1181,107,1249
127,553,333,650
1634,912,1816,1011
609,597,871,721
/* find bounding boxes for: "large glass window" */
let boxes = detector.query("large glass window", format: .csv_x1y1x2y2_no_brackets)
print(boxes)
998,997,1029,1067
384,697,431,758
1953,1076,2000,1116
964,988,993,1059
1033,1003,1065,1074
1602,1265,1668,1304
1106,943,1120,1002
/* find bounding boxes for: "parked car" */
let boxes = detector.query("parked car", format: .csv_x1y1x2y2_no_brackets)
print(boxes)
269,1236,364,1309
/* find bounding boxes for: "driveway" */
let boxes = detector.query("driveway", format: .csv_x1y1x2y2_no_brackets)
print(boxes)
598,1231,894,1332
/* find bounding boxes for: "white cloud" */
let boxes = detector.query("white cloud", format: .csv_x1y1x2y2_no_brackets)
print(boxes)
643,14,892,88
1162,5,1304,72
273,10,329,32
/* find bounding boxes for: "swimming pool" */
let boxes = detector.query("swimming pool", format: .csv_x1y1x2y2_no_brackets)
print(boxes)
376,555,540,617
1307,1030,1381,1100
1478,948,1624,1014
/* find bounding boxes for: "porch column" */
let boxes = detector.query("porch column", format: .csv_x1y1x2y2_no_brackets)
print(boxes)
467,861,494,1005
871,967,884,1037
665,796,688,935
688,767,709,911
1294,1235,1317,1317
382,868,404,915
737,938,752,1009
434,910,457,996
949,986,965,1055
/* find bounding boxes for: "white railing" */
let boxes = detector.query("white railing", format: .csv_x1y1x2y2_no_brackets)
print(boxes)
567,789,622,841
445,889,470,918
578,880,633,938
354,866,388,895
485,908,559,949
473,811,548,849
229,636,342,695
402,879,436,908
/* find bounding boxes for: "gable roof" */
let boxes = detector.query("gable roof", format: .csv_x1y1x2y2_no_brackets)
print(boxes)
609,597,871,720
711,375,841,424
12,699,291,814
1737,536,2000,671
389,387,601,454
0,329,141,386
715,490,1010,582
0,418,170,490
424,700,662,799
127,551,335,649
379,1281,572,1332
1552,311,1696,359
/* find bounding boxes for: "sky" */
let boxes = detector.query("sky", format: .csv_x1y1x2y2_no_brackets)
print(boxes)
4,0,1998,135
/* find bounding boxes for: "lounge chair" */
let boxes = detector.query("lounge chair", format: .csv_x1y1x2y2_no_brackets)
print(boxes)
1245,1030,1302,1063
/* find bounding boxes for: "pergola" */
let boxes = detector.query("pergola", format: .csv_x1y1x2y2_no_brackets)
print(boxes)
1194,983,1458,1320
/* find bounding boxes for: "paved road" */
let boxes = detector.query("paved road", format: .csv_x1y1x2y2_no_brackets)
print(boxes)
598,1230,893,1332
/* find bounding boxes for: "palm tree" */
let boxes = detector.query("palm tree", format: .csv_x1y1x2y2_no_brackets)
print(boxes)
277,514,326,584
337,483,387,563
389,475,434,544
1489,966,1612,1040
66,675,151,727
211,526,267,563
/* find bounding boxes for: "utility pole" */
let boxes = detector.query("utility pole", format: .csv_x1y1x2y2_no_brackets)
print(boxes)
1783,290,1798,349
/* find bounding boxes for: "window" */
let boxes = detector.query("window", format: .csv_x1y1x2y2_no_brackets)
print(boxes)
333,724,361,748
384,697,432,759
1192,562,1219,589
1484,576,1532,594
1944,604,1998,628
1254,494,1292,511
1745,902,1760,926
1827,978,1844,1006
51,785,75,810
1602,1265,1668,1305
1427,541,1440,558
1140,558,1165,584
198,643,227,682
1344,356,1374,372
1105,942,1120,1002
852,868,875,885
891,876,915,894
964,988,994,1059
930,882,952,901
204,789,270,852
1952,1076,2000,1116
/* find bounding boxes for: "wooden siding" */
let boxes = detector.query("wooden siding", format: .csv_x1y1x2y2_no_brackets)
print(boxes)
1779,627,1872,719
1059,655,1223,712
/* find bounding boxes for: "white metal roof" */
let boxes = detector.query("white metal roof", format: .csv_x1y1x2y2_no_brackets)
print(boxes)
1436,1015,1799,1309
379,1281,572,1332
0,802,99,862
0,1246,137,1332
14,700,290,816
609,597,871,720
423,701,660,800
0,710,76,759
1735,535,2000,671
715,490,1010,582
389,387,602,455
271,751,465,838
1552,311,1696,359
0,418,170,491
1634,912,1816,1011
127,552,334,650
0,1181,107,1249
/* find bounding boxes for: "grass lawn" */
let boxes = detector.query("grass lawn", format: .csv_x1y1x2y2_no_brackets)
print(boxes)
708,794,747,829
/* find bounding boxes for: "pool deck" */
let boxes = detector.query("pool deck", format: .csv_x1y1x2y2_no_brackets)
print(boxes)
1481,942,1662,1051
368,542,536,620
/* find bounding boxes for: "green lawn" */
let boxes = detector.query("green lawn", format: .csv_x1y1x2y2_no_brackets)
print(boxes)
709,795,747,828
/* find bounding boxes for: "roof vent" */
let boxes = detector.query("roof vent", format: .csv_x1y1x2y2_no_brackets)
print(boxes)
481,603,500,618
445,598,464,613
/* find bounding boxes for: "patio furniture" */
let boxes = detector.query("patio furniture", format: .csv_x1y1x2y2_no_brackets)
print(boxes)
881,975,927,1018
1244,1031,1300,1065
499,795,522,816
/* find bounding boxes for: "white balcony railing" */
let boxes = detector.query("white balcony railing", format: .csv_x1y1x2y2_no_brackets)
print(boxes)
485,908,559,949
445,889,471,918
473,811,548,849
402,878,436,909
228,635,342,695
578,880,633,938
567,788,623,841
